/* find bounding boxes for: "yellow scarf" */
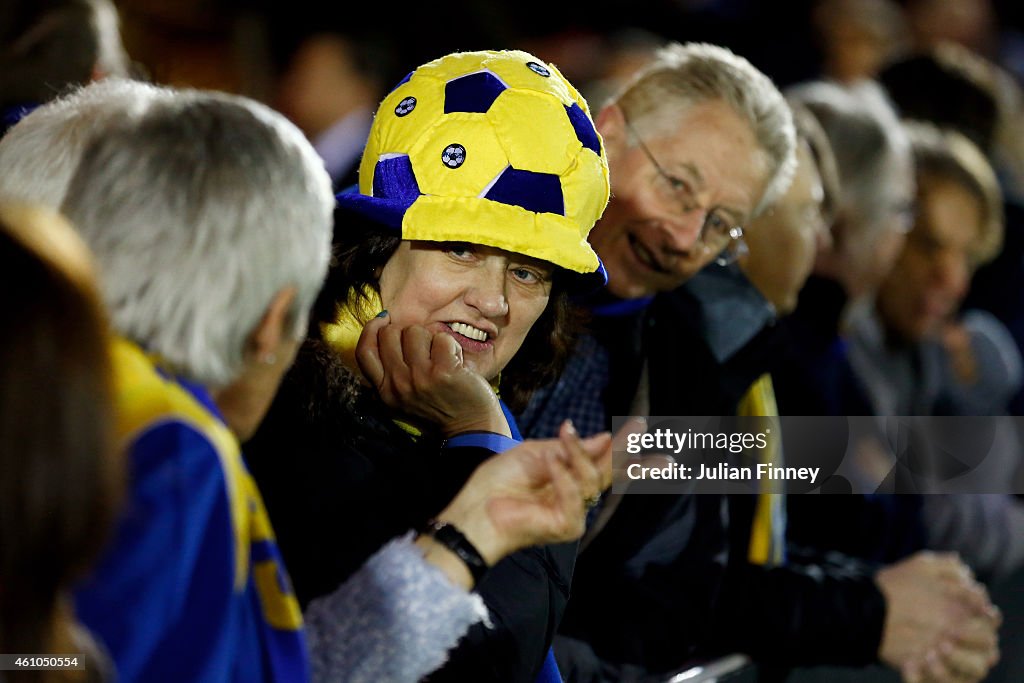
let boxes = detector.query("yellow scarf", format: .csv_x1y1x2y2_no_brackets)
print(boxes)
320,286,501,438
737,373,786,567
320,285,383,374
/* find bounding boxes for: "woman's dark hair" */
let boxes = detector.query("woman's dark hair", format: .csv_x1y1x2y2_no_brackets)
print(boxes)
0,203,120,663
315,208,584,413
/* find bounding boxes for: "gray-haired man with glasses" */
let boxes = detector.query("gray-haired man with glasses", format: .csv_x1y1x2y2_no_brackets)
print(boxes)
519,41,998,683
584,41,795,300
623,117,748,266
519,39,796,451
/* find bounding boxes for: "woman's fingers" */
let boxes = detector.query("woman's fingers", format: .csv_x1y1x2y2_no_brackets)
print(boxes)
354,312,390,387
400,325,434,384
532,439,590,540
377,322,408,372
579,432,613,490
430,330,464,373
474,441,587,555
548,446,587,539
557,421,603,505
376,322,411,397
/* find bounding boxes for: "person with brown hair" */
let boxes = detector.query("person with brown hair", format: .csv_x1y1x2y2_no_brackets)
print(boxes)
846,121,1024,583
0,73,611,683
243,48,615,682
0,201,119,682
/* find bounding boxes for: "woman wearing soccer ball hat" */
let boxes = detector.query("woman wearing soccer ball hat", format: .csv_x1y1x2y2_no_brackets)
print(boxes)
244,49,613,681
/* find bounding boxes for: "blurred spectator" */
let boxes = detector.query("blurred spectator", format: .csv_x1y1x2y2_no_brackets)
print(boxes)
108,0,247,93
0,201,119,682
572,27,668,109
271,28,397,192
904,0,999,63
878,42,1022,191
772,78,914,416
879,42,1024,414
768,80,934,585
0,0,132,135
852,121,1006,414
812,0,910,83
742,102,929,574
796,79,916,306
902,0,1024,97
846,120,1024,587
740,98,840,317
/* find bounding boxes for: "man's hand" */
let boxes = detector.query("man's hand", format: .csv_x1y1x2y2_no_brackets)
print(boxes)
876,551,1001,683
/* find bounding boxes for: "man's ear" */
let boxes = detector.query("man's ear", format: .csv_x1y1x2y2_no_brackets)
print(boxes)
248,286,298,362
596,103,628,154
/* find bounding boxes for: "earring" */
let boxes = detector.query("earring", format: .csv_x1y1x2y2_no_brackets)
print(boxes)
260,352,277,365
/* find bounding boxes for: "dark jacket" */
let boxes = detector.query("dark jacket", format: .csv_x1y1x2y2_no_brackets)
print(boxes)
770,275,874,417
522,281,888,680
243,339,576,683
765,275,928,565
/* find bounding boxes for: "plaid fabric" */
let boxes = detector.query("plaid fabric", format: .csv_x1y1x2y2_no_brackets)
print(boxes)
517,333,611,439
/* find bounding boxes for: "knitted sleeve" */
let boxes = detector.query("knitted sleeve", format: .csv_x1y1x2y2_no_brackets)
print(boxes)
305,532,490,683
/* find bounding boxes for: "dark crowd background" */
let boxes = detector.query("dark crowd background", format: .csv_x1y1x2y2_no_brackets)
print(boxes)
104,0,1024,104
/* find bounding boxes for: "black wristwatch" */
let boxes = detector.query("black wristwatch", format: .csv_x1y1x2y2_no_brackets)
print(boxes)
420,519,490,584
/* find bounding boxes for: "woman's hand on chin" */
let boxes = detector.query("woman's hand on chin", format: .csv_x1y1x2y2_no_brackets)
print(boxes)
355,314,511,437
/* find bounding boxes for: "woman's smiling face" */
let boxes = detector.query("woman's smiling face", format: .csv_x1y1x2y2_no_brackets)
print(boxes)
378,241,554,381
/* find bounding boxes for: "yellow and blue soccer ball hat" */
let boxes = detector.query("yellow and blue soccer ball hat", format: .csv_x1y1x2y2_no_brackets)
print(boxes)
336,49,611,289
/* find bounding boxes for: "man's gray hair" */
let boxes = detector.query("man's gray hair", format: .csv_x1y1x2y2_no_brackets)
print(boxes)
786,79,910,229
614,41,797,215
0,77,169,208
61,90,334,387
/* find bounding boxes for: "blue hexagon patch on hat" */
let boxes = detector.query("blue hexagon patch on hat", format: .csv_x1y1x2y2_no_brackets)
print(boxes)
444,71,509,113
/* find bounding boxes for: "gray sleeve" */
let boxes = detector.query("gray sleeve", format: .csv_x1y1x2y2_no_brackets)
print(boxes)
304,532,490,683
945,310,1024,414
964,309,1024,391
922,493,1024,585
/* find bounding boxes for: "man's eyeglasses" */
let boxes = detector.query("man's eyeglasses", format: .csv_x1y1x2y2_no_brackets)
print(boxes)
625,118,747,265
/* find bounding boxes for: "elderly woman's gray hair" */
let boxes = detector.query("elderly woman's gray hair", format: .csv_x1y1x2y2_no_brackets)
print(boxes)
613,41,797,215
60,90,335,387
0,77,169,208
